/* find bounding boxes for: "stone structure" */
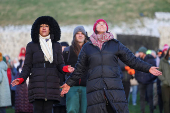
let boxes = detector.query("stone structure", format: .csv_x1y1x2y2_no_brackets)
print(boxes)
158,26,170,49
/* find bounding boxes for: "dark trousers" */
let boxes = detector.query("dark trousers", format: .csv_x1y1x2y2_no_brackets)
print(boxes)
33,100,53,113
122,81,130,101
161,84,170,113
157,79,163,113
139,83,153,113
11,90,15,107
53,106,66,113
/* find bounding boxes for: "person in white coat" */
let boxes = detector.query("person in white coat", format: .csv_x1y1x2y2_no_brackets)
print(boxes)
0,52,11,113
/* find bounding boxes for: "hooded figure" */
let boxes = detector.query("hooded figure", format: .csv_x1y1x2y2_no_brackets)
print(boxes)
61,19,162,113
11,16,74,113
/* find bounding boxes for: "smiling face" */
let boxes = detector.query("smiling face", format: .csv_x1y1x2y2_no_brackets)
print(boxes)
96,21,107,34
75,31,86,44
39,24,50,37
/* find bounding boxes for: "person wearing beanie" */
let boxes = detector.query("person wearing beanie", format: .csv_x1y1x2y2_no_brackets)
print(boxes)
61,19,162,113
60,41,69,52
158,47,170,113
0,52,12,113
162,44,169,56
60,26,88,113
135,46,157,113
11,16,74,113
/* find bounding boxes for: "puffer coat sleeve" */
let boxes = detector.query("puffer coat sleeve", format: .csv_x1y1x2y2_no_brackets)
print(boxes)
19,42,33,82
66,46,88,86
117,42,152,73
56,44,65,74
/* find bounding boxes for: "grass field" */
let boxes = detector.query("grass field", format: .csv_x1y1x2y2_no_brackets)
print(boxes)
0,0,170,26
6,93,160,113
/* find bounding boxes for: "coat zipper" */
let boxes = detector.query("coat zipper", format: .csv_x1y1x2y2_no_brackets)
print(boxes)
44,63,47,101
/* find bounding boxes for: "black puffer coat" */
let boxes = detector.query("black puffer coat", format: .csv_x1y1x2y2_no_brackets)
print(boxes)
19,42,64,103
66,39,152,113
19,16,64,103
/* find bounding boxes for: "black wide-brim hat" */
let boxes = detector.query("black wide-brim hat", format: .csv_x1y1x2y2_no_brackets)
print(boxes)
31,16,61,43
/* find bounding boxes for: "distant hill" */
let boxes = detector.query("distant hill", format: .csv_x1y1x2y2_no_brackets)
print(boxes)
0,0,170,26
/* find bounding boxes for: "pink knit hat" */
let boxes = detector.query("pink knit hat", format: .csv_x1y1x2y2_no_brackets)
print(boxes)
93,19,108,32
162,44,169,52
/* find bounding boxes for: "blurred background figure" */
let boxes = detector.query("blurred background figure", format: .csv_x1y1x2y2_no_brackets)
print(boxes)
135,46,157,113
129,51,139,106
5,55,12,87
162,44,169,56
18,47,26,60
10,58,19,109
158,47,170,113
60,42,69,52
15,48,33,113
146,50,158,109
156,49,164,113
0,52,11,113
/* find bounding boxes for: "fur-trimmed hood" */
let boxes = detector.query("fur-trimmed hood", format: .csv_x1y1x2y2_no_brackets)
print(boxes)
31,16,61,43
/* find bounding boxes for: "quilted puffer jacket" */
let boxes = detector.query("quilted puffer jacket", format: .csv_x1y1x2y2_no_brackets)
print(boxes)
66,39,152,113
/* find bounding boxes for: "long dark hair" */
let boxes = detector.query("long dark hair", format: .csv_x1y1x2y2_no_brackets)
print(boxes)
71,35,88,56
165,47,170,60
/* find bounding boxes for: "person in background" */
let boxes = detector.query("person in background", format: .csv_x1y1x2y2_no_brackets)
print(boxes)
11,16,74,113
162,44,169,56
5,55,12,86
128,51,139,106
147,50,158,109
53,41,69,113
156,49,164,113
61,19,162,113
15,57,33,113
10,59,19,109
135,47,157,113
18,47,26,59
156,44,169,113
60,42,69,52
0,52,11,113
5,55,10,66
63,26,88,113
158,47,170,113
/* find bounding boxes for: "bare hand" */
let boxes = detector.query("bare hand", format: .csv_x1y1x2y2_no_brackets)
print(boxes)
68,65,74,73
149,67,162,76
11,79,20,87
60,83,70,95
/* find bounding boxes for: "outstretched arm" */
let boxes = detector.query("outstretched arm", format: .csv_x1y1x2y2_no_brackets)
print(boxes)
61,45,88,95
118,42,162,76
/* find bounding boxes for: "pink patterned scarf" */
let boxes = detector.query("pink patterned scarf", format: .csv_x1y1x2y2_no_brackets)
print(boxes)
90,32,114,50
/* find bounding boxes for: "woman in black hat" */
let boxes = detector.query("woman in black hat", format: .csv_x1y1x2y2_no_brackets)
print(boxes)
11,16,74,113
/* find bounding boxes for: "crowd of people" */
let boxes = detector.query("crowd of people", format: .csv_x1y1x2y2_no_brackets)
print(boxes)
0,16,169,113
